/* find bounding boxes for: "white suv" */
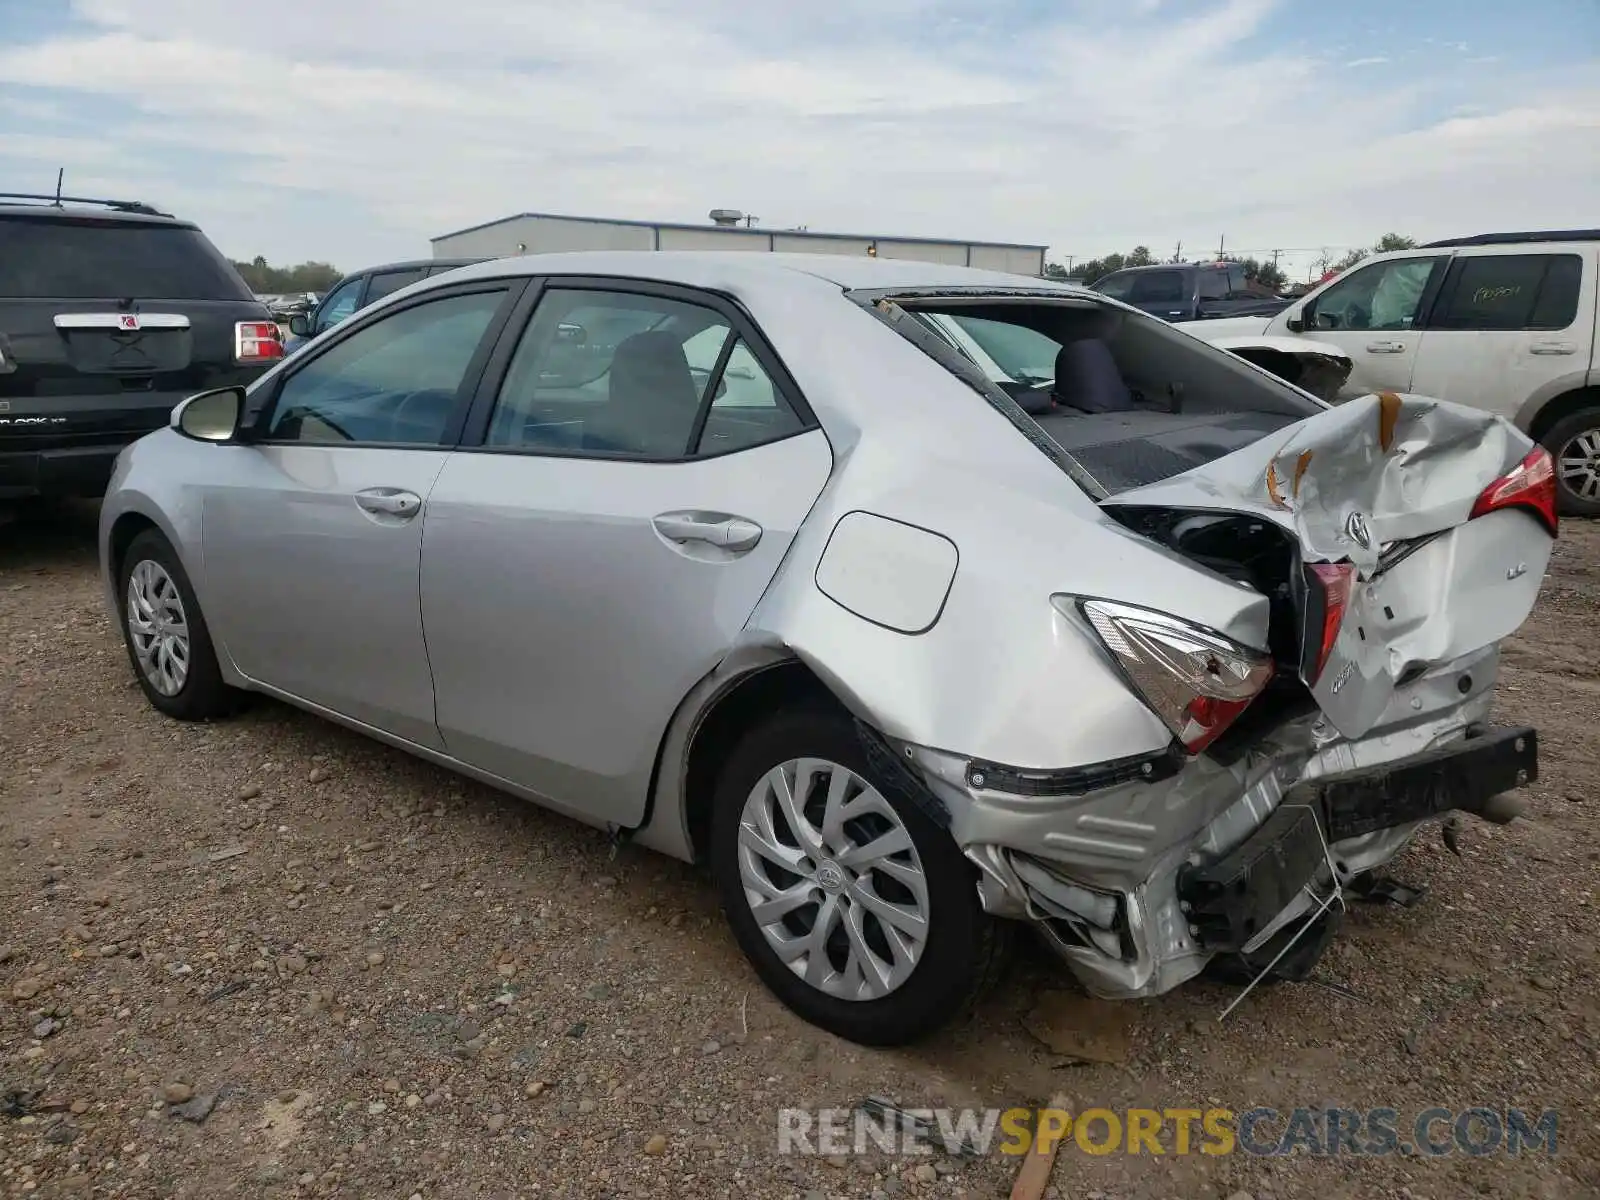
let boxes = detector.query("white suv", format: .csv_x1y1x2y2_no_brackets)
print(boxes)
1193,231,1600,515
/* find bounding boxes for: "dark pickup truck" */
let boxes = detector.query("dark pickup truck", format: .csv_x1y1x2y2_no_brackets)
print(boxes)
1089,262,1293,323
0,193,281,502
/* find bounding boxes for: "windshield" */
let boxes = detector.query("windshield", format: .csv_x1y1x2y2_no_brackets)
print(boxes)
0,216,253,301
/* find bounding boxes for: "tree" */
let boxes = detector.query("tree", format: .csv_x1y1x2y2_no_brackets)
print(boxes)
232,258,344,294
1331,248,1369,274
1221,254,1287,292
1042,262,1070,280
1073,252,1127,285
1126,245,1156,267
1374,233,1417,253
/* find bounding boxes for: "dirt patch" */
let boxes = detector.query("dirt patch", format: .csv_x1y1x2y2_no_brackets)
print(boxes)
2,502,1597,1198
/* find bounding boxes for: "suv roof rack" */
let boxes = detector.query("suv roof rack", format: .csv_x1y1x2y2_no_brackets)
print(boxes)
0,191,172,217
1420,230,1600,248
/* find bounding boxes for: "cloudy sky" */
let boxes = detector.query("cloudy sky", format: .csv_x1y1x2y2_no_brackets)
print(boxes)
1,0,1596,281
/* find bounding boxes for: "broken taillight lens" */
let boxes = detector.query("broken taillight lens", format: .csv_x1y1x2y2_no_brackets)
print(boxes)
1072,599,1275,755
1469,446,1558,537
235,320,284,364
1305,562,1357,685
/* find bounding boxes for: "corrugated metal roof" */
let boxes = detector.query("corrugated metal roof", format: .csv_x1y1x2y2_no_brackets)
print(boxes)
431,209,1047,252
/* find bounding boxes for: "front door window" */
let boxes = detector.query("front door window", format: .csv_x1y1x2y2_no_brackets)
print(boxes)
1311,258,1442,331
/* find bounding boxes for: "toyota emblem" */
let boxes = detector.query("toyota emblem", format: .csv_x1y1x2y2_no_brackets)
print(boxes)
1345,511,1373,549
814,862,846,892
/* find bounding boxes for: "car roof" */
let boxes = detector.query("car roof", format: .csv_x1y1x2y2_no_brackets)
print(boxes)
348,257,484,277
0,203,197,229
434,251,1078,296
1420,229,1600,248
1099,263,1198,274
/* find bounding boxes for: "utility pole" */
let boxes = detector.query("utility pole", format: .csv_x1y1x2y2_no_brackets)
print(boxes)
1217,234,1226,260
1173,240,1182,263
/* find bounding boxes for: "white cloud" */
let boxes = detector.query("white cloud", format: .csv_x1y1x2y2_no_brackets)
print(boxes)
1345,56,1390,67
0,0,1595,282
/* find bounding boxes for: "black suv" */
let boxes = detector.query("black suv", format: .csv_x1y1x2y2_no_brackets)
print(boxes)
0,193,281,501
1089,262,1293,323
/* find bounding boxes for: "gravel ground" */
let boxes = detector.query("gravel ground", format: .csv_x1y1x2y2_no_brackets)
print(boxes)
2,502,1596,1199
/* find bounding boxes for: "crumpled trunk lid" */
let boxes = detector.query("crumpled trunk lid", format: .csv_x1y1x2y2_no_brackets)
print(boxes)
1101,392,1554,740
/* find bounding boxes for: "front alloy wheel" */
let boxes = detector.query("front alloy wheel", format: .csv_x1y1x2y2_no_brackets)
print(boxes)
116,528,241,721
126,558,191,696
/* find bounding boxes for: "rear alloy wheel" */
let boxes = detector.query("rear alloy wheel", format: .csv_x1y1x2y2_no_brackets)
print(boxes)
1542,407,1600,517
118,529,242,720
711,706,1009,1046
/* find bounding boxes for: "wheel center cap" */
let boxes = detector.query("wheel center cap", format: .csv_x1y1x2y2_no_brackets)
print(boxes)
814,861,846,892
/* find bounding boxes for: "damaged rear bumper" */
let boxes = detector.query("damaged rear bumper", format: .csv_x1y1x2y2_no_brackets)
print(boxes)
908,680,1538,999
1180,723,1537,952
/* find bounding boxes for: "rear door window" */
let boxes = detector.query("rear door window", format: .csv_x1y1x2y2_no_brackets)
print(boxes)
365,268,429,304
0,216,252,300
483,287,803,458
1128,271,1187,303
1197,270,1228,301
1426,253,1583,331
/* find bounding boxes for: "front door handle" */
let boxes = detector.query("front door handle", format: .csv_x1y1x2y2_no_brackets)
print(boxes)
1530,341,1576,356
652,511,763,552
354,488,422,518
1365,340,1407,354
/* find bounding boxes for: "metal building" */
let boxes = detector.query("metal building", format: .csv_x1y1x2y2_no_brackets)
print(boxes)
430,209,1048,276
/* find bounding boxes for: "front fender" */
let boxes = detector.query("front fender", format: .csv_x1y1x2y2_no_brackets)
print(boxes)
97,430,246,686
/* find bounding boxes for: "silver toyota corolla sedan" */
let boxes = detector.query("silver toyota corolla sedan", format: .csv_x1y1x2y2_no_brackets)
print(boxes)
99,252,1557,1045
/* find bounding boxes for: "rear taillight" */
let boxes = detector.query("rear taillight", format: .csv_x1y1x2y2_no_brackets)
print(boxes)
1073,599,1275,755
1470,446,1558,537
1304,562,1357,685
235,321,284,364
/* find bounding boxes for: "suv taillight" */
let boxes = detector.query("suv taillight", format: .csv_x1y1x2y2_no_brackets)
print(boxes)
1072,598,1275,754
1469,446,1558,537
235,321,283,364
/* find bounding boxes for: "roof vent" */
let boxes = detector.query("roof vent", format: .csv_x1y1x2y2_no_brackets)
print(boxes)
709,208,744,227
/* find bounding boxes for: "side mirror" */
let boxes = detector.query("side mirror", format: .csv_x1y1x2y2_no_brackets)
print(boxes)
288,314,312,338
172,386,244,443
1286,303,1310,333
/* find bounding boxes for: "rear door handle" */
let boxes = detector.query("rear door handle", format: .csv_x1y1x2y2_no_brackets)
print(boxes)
1530,341,1577,355
1365,340,1407,354
652,511,763,552
354,488,422,518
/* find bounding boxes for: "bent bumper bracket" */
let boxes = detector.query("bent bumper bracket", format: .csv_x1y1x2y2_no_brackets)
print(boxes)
1179,724,1538,952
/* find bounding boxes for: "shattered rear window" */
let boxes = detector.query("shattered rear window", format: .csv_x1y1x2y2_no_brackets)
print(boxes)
864,292,1324,495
